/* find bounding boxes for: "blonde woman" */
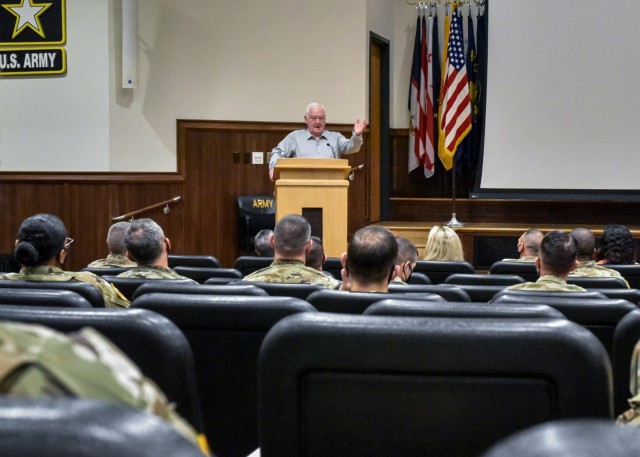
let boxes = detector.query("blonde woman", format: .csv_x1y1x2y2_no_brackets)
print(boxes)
423,225,464,261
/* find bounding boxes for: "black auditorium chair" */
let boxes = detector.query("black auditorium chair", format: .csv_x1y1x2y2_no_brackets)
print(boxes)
0,306,204,437
168,254,220,269
364,299,565,319
234,256,273,276
240,281,325,300
173,266,243,284
387,283,471,302
444,274,525,302
0,254,19,273
305,289,444,314
323,257,343,279
133,293,316,457
203,277,239,285
492,289,608,302
236,195,276,252
591,287,640,305
489,261,539,282
479,419,640,457
566,276,629,289
0,398,204,457
0,288,92,308
132,282,267,301
258,313,612,457
0,280,105,307
407,272,432,284
492,292,637,357
412,260,475,284
605,264,640,290
82,267,133,277
100,276,194,301
612,309,640,415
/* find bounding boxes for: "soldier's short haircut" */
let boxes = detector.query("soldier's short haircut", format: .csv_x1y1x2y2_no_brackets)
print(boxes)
396,237,418,265
254,229,274,257
539,230,578,275
570,227,596,257
124,218,165,264
305,236,325,270
273,214,311,257
347,226,398,284
522,229,544,255
107,222,131,255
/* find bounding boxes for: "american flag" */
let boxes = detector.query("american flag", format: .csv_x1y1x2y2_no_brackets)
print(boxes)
408,14,435,178
438,9,472,171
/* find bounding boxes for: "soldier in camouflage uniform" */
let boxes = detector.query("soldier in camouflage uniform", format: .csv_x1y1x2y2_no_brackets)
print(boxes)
502,229,544,262
87,221,137,268
569,227,630,287
391,236,418,285
243,214,339,289
115,218,196,282
0,214,130,309
340,226,398,293
506,230,587,292
0,320,209,455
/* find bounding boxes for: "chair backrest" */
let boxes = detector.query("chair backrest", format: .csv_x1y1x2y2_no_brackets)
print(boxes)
591,288,640,305
133,293,316,457
0,397,204,457
492,293,637,357
492,289,608,302
387,283,471,302
0,306,203,435
241,281,326,299
453,284,514,303
173,266,243,284
489,261,539,282
234,256,273,276
413,260,476,284
364,299,565,319
132,282,268,301
0,280,105,307
0,254,19,273
605,264,640,289
445,273,525,286
237,195,276,252
322,257,342,279
202,277,238,285
0,288,92,308
100,276,195,301
612,309,640,415
81,267,133,277
567,276,629,289
479,419,640,457
168,255,220,268
258,313,612,457
407,271,432,284
305,289,445,314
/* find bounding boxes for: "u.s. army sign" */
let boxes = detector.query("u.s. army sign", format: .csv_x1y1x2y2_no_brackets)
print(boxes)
0,0,66,76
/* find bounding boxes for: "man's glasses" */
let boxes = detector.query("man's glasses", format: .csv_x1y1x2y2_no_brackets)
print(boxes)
63,237,74,249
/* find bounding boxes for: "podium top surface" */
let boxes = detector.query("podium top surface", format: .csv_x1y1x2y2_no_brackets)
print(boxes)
274,158,350,181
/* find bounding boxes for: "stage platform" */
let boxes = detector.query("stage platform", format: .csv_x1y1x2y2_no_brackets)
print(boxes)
377,222,640,272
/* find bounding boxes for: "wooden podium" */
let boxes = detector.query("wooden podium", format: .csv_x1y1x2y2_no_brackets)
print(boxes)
274,158,350,257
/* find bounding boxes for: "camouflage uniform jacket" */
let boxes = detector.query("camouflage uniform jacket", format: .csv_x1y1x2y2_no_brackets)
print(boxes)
242,259,340,289
569,260,630,287
0,266,130,309
506,274,587,292
501,256,537,262
116,265,197,283
391,276,408,285
87,254,137,268
0,321,202,449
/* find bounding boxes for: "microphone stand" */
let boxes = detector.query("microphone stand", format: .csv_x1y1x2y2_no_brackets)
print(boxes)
444,153,463,228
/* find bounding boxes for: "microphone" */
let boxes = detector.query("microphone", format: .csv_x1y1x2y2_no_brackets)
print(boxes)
326,143,336,159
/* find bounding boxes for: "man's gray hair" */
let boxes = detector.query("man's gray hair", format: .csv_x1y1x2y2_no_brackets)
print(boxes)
305,102,326,116
273,214,311,256
124,218,165,264
107,222,131,255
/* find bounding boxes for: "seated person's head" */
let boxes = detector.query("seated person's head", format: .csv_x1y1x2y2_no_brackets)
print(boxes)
254,229,275,257
395,236,418,282
342,226,398,290
518,229,544,257
273,214,311,259
537,230,579,277
14,213,71,268
570,227,596,260
423,225,464,261
124,218,168,265
107,222,130,256
305,236,325,271
595,224,636,265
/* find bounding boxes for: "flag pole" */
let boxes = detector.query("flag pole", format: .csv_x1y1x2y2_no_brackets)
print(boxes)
444,154,464,227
